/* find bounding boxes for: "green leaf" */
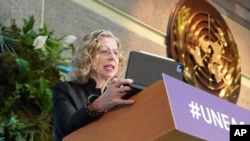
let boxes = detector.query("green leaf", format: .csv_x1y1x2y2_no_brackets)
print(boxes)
22,36,35,46
15,82,24,91
39,76,49,94
15,58,29,76
23,16,34,33
39,24,49,35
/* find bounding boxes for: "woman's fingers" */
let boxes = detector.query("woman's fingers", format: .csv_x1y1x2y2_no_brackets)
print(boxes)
115,99,135,105
112,78,133,87
110,77,119,85
118,85,131,93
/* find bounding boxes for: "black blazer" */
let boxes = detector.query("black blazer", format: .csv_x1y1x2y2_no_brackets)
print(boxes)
52,79,102,141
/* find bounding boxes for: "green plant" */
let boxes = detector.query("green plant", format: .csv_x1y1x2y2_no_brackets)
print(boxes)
0,16,75,141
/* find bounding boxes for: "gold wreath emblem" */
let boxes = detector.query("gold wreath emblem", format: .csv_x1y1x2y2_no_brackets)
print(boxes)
167,1,241,104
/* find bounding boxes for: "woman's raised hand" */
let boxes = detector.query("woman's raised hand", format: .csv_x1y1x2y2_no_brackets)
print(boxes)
91,78,135,112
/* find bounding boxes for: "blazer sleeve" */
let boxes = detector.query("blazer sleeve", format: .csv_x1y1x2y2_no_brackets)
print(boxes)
52,82,99,137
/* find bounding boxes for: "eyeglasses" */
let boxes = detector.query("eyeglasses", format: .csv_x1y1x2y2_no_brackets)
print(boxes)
97,46,121,57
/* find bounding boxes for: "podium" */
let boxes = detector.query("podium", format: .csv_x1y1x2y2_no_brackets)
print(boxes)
63,74,250,141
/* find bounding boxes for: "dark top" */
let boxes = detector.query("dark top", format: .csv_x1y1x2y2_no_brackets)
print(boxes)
52,78,102,141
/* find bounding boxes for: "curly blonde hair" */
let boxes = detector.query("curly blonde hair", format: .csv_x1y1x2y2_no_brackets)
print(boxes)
67,30,125,84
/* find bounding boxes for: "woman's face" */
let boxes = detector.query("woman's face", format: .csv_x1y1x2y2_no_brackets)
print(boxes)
91,37,120,81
